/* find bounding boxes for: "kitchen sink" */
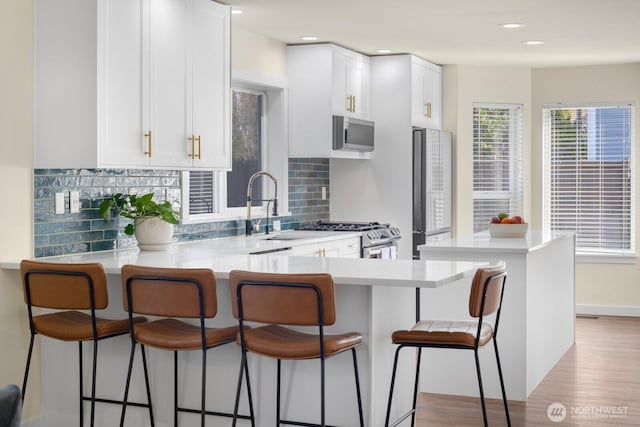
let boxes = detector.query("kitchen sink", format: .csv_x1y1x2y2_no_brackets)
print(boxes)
264,235,303,240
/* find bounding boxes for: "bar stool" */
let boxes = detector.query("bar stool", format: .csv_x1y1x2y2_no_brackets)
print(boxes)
20,260,152,427
384,263,511,427
229,270,365,427
120,264,254,427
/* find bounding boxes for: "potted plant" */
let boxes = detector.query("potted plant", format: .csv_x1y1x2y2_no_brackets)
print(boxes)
100,192,180,251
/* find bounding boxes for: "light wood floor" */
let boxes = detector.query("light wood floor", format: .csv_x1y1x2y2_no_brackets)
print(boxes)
413,316,640,426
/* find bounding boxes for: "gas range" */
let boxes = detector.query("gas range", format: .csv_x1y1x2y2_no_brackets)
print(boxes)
299,221,402,249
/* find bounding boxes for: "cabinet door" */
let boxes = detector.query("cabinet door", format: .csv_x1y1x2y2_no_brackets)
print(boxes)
191,0,231,169
412,62,442,129
332,52,350,115
98,0,149,167
290,243,322,257
347,58,369,119
332,52,370,119
148,0,192,168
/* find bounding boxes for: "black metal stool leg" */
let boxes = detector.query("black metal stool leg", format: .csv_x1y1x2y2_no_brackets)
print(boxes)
140,344,155,426
201,349,207,427
474,349,489,427
79,341,84,427
120,342,137,427
410,347,423,427
174,351,179,427
21,334,35,402
90,339,98,427
494,338,511,426
276,359,282,426
351,348,364,427
385,345,402,427
320,356,326,427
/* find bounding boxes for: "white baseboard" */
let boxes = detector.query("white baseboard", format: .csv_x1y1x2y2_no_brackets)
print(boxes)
576,304,640,317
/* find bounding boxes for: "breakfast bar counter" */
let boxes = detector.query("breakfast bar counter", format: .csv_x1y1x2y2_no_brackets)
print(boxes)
418,230,576,401
2,236,482,427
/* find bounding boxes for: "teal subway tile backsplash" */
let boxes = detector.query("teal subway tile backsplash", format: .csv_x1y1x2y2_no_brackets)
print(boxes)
33,159,330,257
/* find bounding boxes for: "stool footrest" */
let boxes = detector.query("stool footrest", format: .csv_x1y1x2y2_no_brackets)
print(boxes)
81,396,150,409
281,420,341,427
177,405,253,420
387,408,416,427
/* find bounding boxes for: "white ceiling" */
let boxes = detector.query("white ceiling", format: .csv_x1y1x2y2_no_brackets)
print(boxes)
221,0,640,67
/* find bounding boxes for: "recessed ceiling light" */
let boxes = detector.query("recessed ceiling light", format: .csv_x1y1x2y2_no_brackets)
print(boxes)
500,23,524,29
524,40,544,45
300,36,319,41
376,49,392,54
231,9,244,15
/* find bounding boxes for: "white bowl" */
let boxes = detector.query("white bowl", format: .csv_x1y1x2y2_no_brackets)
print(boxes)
488,223,529,238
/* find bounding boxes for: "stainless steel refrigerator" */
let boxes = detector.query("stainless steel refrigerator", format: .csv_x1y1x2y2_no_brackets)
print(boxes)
412,127,452,259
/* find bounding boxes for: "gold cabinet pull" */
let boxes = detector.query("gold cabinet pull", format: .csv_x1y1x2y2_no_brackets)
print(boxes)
346,96,351,112
144,131,152,157
351,95,356,113
195,135,201,159
188,135,196,158
425,102,432,118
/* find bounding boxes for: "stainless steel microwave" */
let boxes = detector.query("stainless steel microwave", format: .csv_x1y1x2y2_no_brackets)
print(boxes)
332,115,375,152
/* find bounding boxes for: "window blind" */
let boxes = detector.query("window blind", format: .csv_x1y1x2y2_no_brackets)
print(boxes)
189,171,216,214
542,104,635,255
472,104,524,232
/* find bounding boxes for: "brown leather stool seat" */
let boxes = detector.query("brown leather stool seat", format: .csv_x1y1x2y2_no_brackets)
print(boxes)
229,270,365,427
385,263,512,427
120,265,254,427
20,260,152,427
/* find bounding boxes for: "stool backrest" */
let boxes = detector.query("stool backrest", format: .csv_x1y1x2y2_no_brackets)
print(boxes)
20,260,108,310
121,264,217,318
229,270,336,326
468,262,507,318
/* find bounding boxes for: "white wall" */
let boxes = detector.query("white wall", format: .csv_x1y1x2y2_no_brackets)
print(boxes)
442,65,532,236
0,0,39,421
531,64,640,313
232,26,287,78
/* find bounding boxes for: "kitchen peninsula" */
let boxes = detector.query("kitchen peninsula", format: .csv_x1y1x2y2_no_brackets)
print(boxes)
2,231,483,427
418,230,575,402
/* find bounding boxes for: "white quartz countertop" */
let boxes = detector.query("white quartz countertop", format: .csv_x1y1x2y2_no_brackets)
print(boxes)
418,229,575,254
1,231,482,288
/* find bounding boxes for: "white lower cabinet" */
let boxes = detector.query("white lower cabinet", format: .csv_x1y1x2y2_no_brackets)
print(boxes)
34,0,230,169
290,236,361,258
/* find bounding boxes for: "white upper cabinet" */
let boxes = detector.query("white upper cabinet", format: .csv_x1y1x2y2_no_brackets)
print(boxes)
332,51,370,119
411,57,442,129
288,44,372,158
34,0,230,169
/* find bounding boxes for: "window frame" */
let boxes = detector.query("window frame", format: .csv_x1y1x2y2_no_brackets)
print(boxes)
181,75,288,225
542,101,636,262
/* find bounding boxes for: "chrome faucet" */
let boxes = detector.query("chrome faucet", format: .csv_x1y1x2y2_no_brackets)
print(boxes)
246,171,278,236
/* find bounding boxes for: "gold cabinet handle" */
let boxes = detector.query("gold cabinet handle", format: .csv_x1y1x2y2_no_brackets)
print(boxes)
195,135,201,159
424,102,432,118
188,135,196,158
351,96,356,113
346,96,351,112
144,131,152,157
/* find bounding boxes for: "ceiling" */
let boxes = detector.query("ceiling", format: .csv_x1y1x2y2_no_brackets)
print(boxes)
221,0,640,68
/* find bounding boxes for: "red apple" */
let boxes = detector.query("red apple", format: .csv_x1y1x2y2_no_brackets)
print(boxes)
511,215,523,224
490,216,501,224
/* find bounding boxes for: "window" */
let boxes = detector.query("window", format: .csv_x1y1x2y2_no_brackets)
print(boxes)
472,103,524,232
183,87,266,221
542,103,635,257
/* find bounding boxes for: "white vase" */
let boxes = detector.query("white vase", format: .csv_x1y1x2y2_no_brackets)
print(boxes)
134,217,174,251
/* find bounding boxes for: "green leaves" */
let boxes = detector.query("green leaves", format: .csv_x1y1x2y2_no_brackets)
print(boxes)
99,192,180,235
